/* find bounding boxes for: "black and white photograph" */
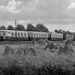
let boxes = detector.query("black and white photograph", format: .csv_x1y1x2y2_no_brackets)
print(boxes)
0,0,75,75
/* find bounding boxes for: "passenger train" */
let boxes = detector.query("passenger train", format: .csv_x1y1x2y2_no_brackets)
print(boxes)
0,30,74,41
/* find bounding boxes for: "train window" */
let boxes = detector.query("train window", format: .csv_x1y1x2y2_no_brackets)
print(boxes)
36,34,38,37
11,33,14,36
40,34,41,36
45,34,46,36
42,34,44,37
15,33,17,37
39,34,40,36
21,33,23,36
40,34,42,37
8,32,10,34
18,33,20,37
24,33,26,36
31,33,33,37
34,34,35,37
3,32,5,36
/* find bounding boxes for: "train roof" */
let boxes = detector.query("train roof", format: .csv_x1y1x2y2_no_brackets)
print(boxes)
0,30,50,34
52,32,74,35
0,30,27,33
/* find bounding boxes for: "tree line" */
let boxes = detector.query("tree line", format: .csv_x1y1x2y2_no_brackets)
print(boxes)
54,29,72,34
0,23,72,33
0,23,49,32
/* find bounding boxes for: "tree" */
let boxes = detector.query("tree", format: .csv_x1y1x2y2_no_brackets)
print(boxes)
36,23,49,32
0,25,6,30
54,30,59,33
26,23,38,31
54,29,65,33
16,24,25,31
64,30,72,34
7,25,15,30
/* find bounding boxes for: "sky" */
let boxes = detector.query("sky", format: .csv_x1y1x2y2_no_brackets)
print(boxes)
0,0,75,32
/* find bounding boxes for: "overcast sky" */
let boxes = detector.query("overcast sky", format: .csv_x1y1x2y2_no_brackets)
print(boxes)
0,0,75,32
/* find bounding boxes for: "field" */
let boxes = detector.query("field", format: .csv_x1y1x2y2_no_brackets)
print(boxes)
0,40,75,75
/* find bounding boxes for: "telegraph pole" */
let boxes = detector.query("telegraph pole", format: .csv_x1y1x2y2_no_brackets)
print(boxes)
15,20,17,37
15,20,17,29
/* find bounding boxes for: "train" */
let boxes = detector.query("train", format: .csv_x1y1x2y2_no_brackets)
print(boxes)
0,30,74,41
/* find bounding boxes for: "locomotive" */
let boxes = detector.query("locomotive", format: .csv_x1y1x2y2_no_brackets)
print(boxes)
0,30,74,41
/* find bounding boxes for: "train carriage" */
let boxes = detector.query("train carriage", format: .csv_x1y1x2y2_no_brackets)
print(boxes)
50,32,63,41
0,30,28,41
28,31,49,41
65,33,74,40
0,30,74,41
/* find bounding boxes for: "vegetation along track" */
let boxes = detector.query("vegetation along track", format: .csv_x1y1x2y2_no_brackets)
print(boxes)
0,41,32,45
0,40,66,45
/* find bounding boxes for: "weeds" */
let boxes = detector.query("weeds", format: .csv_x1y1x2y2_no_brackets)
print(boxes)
0,40,75,75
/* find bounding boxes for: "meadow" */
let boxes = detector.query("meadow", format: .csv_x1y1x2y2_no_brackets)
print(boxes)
0,39,75,75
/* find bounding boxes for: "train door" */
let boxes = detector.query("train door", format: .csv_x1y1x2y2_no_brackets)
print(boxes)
73,35,75,41
0,31,5,41
28,33,30,41
28,32,33,41
63,33,66,40
0,31,3,41
48,33,51,40
3,32,5,40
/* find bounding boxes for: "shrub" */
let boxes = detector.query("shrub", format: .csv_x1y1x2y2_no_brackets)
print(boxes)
9,65,25,75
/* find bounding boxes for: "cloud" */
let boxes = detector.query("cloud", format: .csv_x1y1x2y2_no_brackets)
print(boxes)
0,0,75,25
68,1,75,8
0,0,22,14
21,0,39,12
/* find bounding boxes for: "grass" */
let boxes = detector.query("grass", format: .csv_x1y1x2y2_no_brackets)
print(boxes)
0,40,75,75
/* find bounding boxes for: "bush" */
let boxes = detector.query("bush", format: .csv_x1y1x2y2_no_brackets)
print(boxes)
9,65,25,75
0,60,74,75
